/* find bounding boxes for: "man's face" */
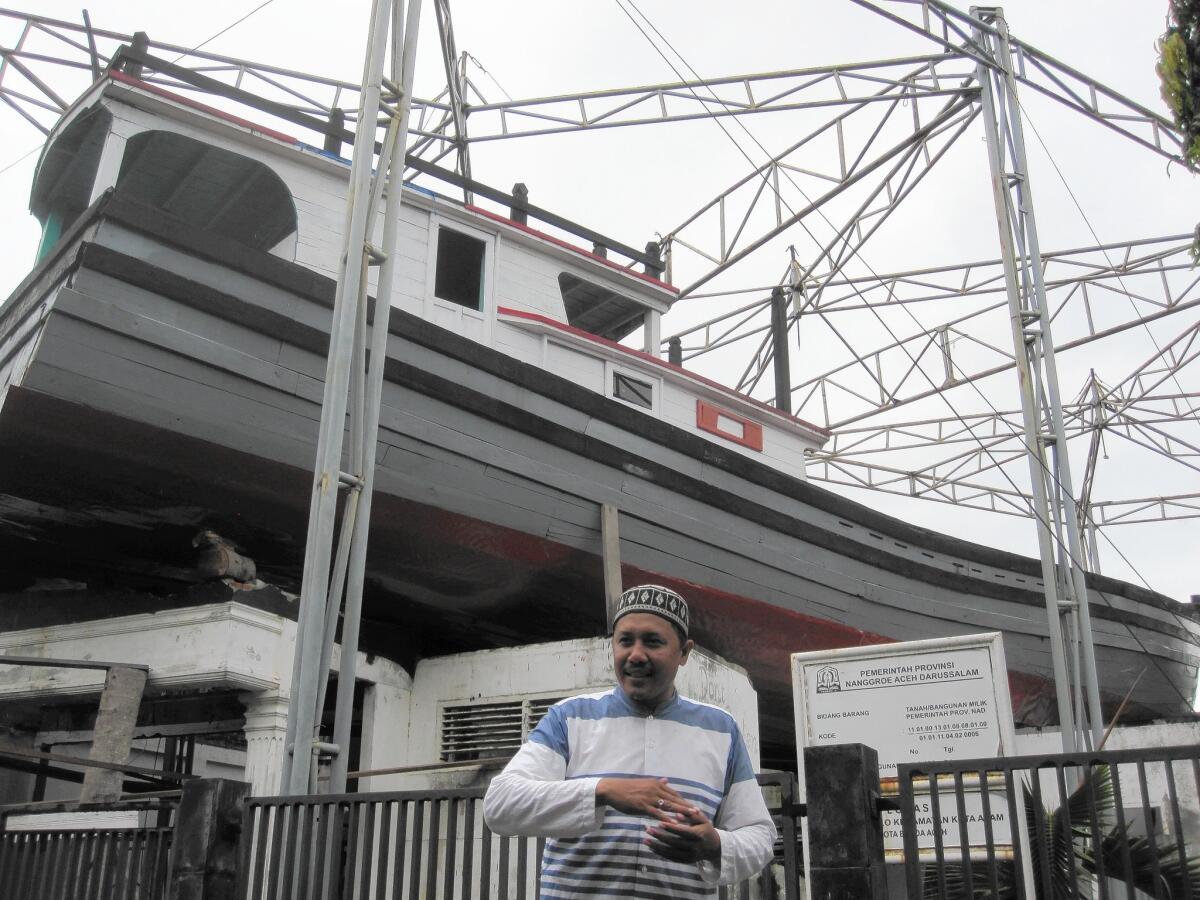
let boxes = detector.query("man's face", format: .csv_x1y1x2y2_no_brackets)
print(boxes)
612,612,693,711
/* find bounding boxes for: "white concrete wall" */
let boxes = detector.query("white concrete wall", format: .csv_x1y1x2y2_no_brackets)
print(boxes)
373,636,761,792
0,599,412,797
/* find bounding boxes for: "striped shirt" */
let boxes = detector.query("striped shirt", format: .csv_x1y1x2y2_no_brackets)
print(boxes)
484,688,776,899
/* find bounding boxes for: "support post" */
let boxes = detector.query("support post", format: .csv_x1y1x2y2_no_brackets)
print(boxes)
668,336,683,367
124,32,149,78
80,665,147,803
511,182,529,224
324,108,346,155
601,503,622,632
771,286,792,414
643,240,663,277
643,309,661,356
167,778,250,900
433,0,473,201
283,0,425,795
240,692,289,795
804,744,888,900
972,7,1102,751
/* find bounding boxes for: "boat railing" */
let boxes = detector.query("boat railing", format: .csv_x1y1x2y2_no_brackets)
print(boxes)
102,42,668,281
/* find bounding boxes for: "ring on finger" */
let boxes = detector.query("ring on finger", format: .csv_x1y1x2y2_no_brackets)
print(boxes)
656,799,665,809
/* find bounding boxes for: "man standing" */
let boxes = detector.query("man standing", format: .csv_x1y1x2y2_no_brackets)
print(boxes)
484,585,776,898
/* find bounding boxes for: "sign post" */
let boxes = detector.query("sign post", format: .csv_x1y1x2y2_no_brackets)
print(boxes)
792,633,1030,879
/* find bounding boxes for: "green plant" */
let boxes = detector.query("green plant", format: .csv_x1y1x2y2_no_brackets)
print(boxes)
1158,0,1200,169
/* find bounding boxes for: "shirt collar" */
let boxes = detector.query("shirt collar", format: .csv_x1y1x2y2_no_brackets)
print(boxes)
613,685,679,717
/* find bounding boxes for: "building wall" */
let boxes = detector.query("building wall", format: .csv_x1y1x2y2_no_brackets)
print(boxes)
366,636,761,792
0,599,412,800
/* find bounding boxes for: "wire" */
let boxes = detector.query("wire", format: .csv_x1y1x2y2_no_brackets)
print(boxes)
0,143,41,178
617,0,1050,534
1018,102,1195,422
617,0,1197,710
610,0,812,241
466,53,512,102
170,0,278,65
1010,100,1200,665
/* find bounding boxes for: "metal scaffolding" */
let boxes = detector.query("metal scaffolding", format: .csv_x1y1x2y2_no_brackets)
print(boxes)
2,0,1197,767
278,0,423,795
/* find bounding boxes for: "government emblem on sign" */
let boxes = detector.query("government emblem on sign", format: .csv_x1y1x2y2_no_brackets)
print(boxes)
815,665,841,693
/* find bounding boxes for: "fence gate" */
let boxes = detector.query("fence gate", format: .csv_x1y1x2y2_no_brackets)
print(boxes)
895,744,1200,900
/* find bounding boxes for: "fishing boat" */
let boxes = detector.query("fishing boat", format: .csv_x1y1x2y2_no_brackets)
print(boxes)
1,55,1196,773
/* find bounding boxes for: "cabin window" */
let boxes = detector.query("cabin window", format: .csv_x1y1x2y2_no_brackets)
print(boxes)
439,695,562,762
613,371,654,409
31,106,113,262
558,272,648,341
115,131,297,253
434,226,487,310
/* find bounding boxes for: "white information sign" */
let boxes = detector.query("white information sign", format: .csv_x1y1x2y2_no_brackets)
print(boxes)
792,633,1019,860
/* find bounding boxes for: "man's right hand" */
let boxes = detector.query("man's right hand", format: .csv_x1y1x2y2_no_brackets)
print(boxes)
596,777,694,820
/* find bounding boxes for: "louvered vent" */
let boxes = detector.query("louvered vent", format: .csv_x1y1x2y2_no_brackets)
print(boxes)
440,696,562,762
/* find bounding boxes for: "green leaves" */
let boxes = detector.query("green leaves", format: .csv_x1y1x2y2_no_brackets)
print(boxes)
1158,1,1200,169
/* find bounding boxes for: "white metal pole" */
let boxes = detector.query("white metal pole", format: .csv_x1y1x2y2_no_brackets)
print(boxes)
283,0,398,795
972,10,1080,753
988,12,1105,748
328,0,424,794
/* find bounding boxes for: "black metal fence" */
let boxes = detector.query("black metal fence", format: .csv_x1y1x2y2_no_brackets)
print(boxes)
238,774,800,900
0,824,173,900
896,743,1200,900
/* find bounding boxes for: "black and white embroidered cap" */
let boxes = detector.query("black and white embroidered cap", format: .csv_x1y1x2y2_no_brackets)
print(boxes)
613,584,689,638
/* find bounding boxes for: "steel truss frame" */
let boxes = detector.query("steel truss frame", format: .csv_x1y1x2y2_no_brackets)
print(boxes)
972,5,1098,749
2,0,1197,753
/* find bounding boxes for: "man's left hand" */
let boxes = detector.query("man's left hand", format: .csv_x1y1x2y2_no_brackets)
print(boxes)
644,807,721,865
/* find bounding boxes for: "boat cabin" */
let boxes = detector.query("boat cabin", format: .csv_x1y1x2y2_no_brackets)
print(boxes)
30,71,829,473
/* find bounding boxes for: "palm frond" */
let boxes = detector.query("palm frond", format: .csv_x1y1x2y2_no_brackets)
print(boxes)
920,763,1200,900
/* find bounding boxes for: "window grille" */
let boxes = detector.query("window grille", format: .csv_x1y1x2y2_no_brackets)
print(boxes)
439,696,562,762
612,371,653,409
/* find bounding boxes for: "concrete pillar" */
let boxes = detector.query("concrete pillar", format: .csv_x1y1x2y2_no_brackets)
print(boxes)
357,681,412,792
167,777,250,900
0,727,36,804
81,665,148,803
804,743,888,900
240,691,289,795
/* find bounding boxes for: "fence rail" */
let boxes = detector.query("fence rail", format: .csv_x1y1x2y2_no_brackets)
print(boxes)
0,824,174,900
897,743,1200,900
239,775,797,900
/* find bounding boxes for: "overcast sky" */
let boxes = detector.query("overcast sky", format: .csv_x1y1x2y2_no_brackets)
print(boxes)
1,1,1196,608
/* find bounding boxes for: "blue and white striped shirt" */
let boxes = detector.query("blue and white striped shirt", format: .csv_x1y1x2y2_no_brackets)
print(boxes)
484,688,776,899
